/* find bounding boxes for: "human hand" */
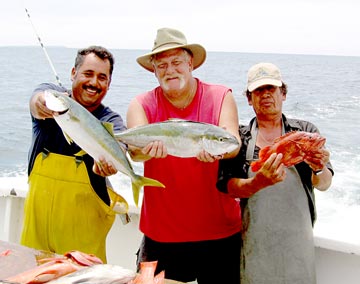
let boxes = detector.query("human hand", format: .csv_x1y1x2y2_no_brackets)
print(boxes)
196,150,224,163
254,153,286,188
141,140,168,158
304,148,330,173
93,156,117,177
31,91,67,119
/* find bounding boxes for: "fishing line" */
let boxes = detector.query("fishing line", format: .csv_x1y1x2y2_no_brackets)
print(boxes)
25,8,63,87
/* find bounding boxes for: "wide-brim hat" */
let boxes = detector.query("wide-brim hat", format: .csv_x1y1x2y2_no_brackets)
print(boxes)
137,27,207,72
247,62,283,92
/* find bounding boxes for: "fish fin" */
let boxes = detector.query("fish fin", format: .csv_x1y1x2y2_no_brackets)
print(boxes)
108,188,129,214
113,131,122,139
258,146,271,159
285,156,304,167
102,121,115,135
74,149,87,156
273,131,299,143
63,131,73,144
33,271,58,283
132,176,165,206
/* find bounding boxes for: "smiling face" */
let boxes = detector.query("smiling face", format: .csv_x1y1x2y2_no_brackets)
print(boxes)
71,53,111,112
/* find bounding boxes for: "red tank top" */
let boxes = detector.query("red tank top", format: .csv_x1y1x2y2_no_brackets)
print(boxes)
137,79,241,242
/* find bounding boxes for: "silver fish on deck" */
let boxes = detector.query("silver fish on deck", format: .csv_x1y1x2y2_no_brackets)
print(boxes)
44,90,165,206
47,264,136,284
114,119,239,158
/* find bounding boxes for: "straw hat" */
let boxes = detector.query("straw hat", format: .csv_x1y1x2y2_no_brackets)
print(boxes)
137,27,207,72
247,62,283,92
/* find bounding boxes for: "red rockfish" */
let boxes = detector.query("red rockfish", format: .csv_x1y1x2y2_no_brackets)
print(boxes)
251,131,326,172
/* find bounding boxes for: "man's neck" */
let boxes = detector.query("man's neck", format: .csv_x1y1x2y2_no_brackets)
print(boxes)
163,78,197,109
256,114,283,147
257,113,282,130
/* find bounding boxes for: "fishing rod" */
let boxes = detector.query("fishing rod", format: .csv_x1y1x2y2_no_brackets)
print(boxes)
25,8,63,87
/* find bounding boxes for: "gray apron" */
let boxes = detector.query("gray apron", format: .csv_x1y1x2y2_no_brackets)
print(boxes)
241,121,316,284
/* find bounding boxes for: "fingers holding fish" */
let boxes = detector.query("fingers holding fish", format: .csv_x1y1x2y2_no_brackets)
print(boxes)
254,153,286,187
304,148,330,173
31,92,57,119
93,156,117,177
318,147,330,164
197,149,223,163
262,153,283,171
141,141,168,158
275,166,287,181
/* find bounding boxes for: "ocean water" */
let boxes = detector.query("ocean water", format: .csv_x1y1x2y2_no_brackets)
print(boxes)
0,46,359,245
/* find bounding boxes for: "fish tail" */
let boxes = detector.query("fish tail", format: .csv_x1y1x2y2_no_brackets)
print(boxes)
250,161,261,172
131,176,165,206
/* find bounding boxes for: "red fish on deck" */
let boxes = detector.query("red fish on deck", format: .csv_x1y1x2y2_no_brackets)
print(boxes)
251,131,326,172
4,250,103,284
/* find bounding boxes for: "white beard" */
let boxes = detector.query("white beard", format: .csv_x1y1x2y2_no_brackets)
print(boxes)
161,75,186,92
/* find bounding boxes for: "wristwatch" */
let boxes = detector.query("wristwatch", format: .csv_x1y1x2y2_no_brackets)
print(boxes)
313,169,323,176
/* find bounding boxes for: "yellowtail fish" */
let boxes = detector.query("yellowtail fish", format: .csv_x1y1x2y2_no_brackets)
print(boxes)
44,90,165,206
114,119,240,158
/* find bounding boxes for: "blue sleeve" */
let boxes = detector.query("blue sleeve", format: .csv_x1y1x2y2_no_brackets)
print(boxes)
98,106,126,132
32,82,69,95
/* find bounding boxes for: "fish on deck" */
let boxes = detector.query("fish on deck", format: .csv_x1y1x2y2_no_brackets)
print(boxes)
47,264,136,284
44,90,165,206
251,131,326,172
114,119,240,158
4,250,101,284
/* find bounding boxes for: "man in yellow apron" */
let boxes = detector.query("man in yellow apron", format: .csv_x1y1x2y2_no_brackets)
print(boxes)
21,46,128,263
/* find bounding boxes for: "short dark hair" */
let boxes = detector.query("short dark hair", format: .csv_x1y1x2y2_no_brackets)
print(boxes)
244,82,288,98
74,46,115,77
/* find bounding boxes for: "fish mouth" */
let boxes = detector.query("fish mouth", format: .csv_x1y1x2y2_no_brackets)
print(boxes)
44,90,69,113
57,108,69,115
317,137,326,147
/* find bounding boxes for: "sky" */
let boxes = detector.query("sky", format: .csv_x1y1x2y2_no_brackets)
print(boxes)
1,0,359,56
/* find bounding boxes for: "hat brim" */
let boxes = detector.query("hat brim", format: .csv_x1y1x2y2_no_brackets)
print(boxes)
137,44,206,72
248,79,282,92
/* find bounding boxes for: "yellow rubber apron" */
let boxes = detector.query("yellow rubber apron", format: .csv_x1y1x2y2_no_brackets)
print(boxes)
21,151,128,263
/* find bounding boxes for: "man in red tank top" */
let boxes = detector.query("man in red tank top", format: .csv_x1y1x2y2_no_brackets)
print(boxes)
126,27,242,283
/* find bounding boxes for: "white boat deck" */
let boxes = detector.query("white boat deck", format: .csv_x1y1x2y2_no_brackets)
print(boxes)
1,188,360,284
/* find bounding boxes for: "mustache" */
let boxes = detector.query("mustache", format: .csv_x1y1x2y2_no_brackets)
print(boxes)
164,74,180,80
83,85,101,94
